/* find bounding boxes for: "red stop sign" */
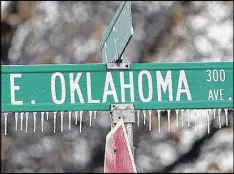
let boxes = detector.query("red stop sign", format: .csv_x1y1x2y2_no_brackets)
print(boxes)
104,118,137,173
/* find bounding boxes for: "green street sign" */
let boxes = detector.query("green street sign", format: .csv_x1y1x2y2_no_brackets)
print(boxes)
1,62,233,112
100,1,133,63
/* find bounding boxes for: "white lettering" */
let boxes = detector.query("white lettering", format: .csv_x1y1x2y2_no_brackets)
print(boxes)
102,72,119,103
120,71,134,102
10,74,23,105
69,73,84,104
51,72,66,104
208,89,214,100
138,70,153,102
176,70,192,101
86,73,100,103
156,71,173,101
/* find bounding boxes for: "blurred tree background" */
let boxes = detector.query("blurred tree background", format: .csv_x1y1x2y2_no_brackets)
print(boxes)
1,1,233,173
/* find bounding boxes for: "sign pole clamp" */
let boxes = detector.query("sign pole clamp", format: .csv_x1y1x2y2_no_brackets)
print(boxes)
109,104,135,156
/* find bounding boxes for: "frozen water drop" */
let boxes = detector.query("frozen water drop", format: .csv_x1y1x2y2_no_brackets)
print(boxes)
15,112,18,131
41,112,44,132
143,110,146,125
69,111,72,130
20,112,24,131
4,113,8,136
187,109,190,127
80,111,83,133
75,111,78,125
157,110,161,133
224,109,228,126
181,109,184,128
94,111,97,119
148,110,152,131
46,112,49,120
137,110,140,127
33,112,37,132
61,112,64,132
175,110,179,127
207,109,210,134
25,112,29,133
218,109,221,129
194,110,197,132
53,112,57,133
89,111,93,127
213,109,216,119
168,110,171,132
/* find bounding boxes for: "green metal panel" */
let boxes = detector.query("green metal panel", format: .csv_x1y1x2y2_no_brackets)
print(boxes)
100,1,133,63
1,62,233,112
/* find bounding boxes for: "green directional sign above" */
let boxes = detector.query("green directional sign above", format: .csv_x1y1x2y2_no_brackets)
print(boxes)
1,62,233,112
100,1,133,63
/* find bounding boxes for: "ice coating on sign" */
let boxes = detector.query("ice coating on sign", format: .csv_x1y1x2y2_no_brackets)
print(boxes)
53,112,57,133
137,110,140,127
175,110,179,127
25,112,29,133
61,112,64,132
33,112,37,132
20,112,24,131
80,111,83,133
207,109,210,134
148,110,152,131
69,111,72,130
224,109,228,126
181,109,184,128
157,110,161,133
94,111,97,119
75,111,78,125
15,112,18,131
41,112,44,132
168,110,171,132
89,111,93,127
218,109,221,129
143,110,146,125
4,113,8,135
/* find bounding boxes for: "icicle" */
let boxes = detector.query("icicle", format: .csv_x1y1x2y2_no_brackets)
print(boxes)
218,109,221,129
200,110,203,129
4,113,8,136
224,109,228,126
61,112,64,132
168,110,171,132
157,110,161,133
148,110,152,131
75,111,78,125
143,110,146,125
194,110,197,132
137,110,140,127
94,111,97,119
69,111,72,130
46,112,49,120
80,111,83,133
33,112,37,132
175,110,179,127
207,110,210,134
53,112,57,133
15,112,18,131
89,111,93,127
20,112,24,131
41,112,44,132
213,109,216,119
25,112,29,134
187,109,190,127
181,109,184,128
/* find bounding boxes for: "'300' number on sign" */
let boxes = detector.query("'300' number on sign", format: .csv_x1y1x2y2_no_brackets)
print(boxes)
206,69,225,82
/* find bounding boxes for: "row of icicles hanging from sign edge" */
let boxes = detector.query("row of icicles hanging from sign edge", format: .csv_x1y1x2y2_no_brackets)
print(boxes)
2,108,233,135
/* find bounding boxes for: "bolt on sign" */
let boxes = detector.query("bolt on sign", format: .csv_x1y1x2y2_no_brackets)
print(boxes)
100,1,133,63
1,62,233,112
104,118,137,173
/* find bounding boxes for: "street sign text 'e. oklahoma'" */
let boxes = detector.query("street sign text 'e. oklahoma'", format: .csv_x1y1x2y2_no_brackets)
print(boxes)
1,62,233,112
100,1,133,63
